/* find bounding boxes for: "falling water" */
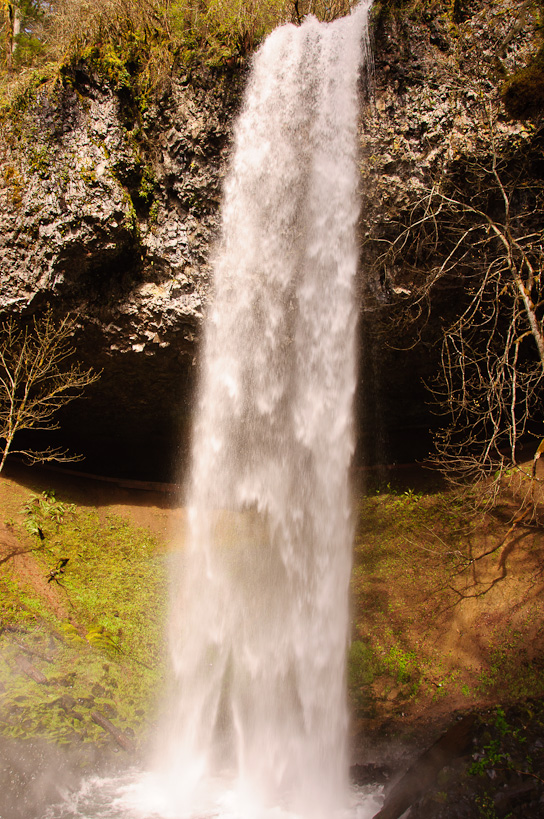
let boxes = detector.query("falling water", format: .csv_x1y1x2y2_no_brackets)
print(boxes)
40,4,380,819
159,4,373,818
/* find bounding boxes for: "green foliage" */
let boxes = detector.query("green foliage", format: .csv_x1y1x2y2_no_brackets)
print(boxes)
80,42,133,91
470,740,511,777
0,0,359,107
474,794,500,819
22,489,73,531
0,486,167,751
60,621,87,645
137,164,157,209
469,707,532,797
347,633,425,717
85,625,121,654
0,0,47,70
13,0,47,67
381,643,418,684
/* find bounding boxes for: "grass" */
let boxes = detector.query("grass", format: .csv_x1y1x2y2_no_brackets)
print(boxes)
0,0,358,115
0,487,167,754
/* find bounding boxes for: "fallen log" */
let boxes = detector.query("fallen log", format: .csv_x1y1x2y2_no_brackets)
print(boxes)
12,640,54,663
15,654,48,684
91,710,135,753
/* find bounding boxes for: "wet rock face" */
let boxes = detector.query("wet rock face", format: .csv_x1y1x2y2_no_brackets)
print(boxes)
362,0,538,234
0,66,244,479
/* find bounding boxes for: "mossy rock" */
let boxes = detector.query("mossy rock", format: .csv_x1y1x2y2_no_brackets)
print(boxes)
502,45,544,120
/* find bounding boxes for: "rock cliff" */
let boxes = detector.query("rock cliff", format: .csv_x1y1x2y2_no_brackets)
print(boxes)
0,64,244,478
358,0,541,469
0,0,540,479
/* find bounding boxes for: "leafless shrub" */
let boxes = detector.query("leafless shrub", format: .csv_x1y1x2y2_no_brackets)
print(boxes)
375,102,544,494
0,309,100,472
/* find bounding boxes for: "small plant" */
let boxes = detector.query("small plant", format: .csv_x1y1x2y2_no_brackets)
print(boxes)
85,625,121,654
469,707,535,788
474,793,500,819
469,737,511,777
136,164,156,209
61,621,86,645
382,644,419,685
22,490,74,536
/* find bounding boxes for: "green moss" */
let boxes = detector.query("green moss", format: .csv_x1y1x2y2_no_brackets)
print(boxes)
0,490,167,751
148,199,159,224
0,62,59,117
348,639,383,717
137,164,156,208
502,45,544,120
79,164,98,186
80,42,133,92
2,164,24,207
123,190,140,236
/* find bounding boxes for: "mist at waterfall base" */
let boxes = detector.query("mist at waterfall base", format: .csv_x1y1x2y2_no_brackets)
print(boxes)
39,4,382,818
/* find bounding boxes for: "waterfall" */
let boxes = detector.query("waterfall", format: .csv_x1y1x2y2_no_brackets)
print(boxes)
161,4,372,817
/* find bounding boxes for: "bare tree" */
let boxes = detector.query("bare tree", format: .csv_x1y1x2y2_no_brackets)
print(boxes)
0,309,100,472
374,104,544,492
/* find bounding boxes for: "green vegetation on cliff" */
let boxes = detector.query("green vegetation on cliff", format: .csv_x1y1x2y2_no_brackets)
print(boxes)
0,0,357,106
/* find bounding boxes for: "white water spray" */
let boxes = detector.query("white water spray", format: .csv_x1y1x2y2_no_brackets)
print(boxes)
158,4,373,818
37,7,380,819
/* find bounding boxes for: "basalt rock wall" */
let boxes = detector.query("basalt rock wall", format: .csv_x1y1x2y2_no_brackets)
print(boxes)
0,0,540,480
0,65,244,480
357,0,542,471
